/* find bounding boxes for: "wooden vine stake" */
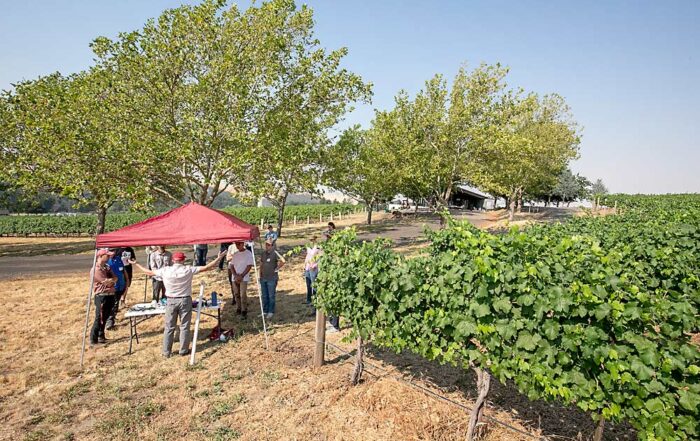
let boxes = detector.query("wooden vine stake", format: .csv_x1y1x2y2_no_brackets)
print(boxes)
592,415,605,441
466,367,491,441
350,336,364,385
313,309,326,368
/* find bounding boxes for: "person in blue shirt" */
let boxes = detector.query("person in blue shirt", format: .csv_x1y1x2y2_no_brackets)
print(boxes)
105,248,130,330
264,225,278,243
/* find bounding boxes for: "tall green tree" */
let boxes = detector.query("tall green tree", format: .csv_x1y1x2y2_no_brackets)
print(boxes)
0,70,159,233
373,64,509,213
91,0,369,227
480,93,580,220
326,126,397,225
249,3,372,236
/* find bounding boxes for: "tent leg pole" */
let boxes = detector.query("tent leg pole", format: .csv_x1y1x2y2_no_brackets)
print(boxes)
80,248,98,368
190,282,205,365
250,242,269,350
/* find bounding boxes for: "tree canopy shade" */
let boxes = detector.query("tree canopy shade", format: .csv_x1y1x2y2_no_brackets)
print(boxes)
477,93,580,219
95,202,259,248
326,125,398,224
91,0,370,217
0,70,172,233
371,64,510,211
1,0,369,233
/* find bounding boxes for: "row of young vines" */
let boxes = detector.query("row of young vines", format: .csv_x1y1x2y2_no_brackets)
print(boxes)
314,194,700,440
0,204,356,236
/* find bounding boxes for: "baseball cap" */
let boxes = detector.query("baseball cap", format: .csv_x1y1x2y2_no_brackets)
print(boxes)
97,249,114,257
172,252,186,261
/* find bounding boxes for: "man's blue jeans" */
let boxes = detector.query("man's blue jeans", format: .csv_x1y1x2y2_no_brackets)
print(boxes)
260,279,278,314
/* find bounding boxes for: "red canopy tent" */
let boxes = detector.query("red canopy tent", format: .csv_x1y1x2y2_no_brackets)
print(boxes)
81,202,263,367
96,202,259,247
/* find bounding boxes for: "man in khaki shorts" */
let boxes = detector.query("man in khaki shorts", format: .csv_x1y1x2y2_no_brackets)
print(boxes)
228,241,254,319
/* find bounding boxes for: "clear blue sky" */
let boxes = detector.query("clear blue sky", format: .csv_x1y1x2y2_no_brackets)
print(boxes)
1,0,698,193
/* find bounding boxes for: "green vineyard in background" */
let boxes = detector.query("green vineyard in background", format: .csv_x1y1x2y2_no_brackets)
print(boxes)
0,204,357,236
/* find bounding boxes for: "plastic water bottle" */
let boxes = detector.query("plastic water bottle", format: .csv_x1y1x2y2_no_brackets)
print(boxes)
211,291,218,306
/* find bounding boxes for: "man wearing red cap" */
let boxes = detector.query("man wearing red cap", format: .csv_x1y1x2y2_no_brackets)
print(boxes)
131,250,225,357
90,248,118,346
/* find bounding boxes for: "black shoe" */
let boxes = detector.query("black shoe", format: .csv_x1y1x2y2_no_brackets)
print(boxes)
235,309,242,315
241,311,247,319
98,336,107,344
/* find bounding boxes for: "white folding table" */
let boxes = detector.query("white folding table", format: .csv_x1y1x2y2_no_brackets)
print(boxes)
124,301,225,354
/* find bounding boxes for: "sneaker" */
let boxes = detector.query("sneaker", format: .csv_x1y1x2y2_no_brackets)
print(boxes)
97,336,107,344
179,349,191,356
162,352,172,359
241,311,247,319
235,309,242,315
266,313,274,320
327,327,339,334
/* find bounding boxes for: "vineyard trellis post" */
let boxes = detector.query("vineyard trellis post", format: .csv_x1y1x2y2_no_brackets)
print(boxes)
314,309,326,368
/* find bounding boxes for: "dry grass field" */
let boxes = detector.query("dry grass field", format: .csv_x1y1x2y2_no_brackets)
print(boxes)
1,208,636,441
0,256,545,441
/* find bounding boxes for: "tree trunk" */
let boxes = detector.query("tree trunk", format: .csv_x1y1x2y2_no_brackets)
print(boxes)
366,202,373,225
592,415,605,441
96,206,108,235
350,336,364,385
516,188,523,213
275,189,289,238
466,367,491,440
508,192,516,221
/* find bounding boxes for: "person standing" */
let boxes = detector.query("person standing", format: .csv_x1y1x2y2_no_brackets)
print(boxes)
229,241,254,319
120,247,136,290
131,251,224,357
105,248,129,330
304,235,322,306
323,222,336,241
194,243,208,266
149,246,172,302
145,246,157,270
218,242,232,271
264,225,278,243
90,249,117,345
259,238,286,319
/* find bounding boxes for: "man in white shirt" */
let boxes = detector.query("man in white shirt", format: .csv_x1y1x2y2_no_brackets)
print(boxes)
228,241,254,318
131,250,224,357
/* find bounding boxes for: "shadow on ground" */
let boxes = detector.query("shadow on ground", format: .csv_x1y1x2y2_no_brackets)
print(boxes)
364,345,636,441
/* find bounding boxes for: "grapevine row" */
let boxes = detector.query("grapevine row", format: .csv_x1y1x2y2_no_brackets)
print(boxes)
315,195,699,440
